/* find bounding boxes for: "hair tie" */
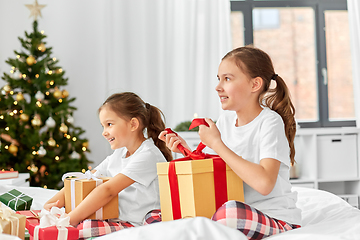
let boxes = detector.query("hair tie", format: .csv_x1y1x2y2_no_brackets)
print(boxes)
145,103,151,109
271,74,278,80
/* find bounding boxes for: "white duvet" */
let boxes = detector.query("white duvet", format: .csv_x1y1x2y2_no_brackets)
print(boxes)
1,185,360,240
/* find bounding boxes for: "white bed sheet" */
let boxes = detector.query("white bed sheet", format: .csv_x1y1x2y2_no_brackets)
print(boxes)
268,187,360,240
1,185,360,240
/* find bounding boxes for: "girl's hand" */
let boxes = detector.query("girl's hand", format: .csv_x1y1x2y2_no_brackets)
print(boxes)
43,200,60,211
158,130,191,154
198,118,222,149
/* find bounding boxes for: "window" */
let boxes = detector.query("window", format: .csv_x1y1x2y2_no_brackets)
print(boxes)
253,9,280,30
230,0,354,128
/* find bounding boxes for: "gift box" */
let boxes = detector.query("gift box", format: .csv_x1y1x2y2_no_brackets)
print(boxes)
0,189,33,211
63,171,119,220
157,158,244,221
17,209,79,240
157,122,244,221
0,203,26,240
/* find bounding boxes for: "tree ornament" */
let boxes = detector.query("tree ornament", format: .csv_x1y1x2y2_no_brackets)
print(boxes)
82,141,89,148
45,116,56,128
15,70,22,79
37,43,46,52
39,165,46,176
16,92,24,101
53,89,62,99
62,89,69,98
3,85,11,93
66,115,74,124
20,113,30,122
70,151,80,159
59,123,68,133
25,0,46,21
29,164,38,173
35,91,45,100
0,133,18,145
48,137,56,147
31,114,42,127
38,145,46,157
26,55,36,66
8,144,18,156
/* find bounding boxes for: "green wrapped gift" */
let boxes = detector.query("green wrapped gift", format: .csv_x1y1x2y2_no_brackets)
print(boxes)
0,189,33,211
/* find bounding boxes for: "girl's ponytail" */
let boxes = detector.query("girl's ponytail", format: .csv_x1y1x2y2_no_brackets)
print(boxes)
146,105,173,162
262,75,296,165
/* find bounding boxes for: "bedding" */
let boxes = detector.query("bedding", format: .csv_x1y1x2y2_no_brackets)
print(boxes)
1,185,360,240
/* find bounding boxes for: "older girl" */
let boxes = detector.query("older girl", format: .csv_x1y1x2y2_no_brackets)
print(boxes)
159,46,301,239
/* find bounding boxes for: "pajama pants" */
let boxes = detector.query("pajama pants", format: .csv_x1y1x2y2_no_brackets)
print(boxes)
144,201,301,240
77,219,134,239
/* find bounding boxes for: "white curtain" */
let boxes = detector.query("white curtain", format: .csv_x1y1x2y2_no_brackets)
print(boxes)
0,0,231,166
103,0,231,129
348,0,360,127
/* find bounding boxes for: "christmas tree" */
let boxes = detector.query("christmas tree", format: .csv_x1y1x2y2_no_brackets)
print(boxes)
0,2,91,189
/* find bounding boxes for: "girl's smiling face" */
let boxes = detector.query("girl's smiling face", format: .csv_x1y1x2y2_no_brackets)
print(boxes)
216,58,254,112
99,106,132,150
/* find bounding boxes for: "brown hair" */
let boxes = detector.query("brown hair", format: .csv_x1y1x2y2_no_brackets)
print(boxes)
99,92,172,162
223,46,296,165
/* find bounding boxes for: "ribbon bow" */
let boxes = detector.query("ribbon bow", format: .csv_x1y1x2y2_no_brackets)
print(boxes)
61,170,102,182
33,207,71,240
0,202,19,235
165,118,228,220
0,202,15,221
165,118,213,159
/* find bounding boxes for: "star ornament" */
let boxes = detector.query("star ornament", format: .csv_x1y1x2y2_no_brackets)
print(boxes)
25,0,46,21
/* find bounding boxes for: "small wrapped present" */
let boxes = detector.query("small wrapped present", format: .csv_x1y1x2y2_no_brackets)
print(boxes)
0,202,26,240
157,119,244,221
0,189,33,211
62,171,119,220
17,208,79,240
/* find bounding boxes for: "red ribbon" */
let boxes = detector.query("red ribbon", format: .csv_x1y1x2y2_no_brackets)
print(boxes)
165,118,228,220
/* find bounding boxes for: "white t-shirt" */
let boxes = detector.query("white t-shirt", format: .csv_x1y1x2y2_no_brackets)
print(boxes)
216,108,302,225
95,138,166,226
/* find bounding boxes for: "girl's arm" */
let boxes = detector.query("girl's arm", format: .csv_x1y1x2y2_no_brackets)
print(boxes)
68,173,134,226
158,130,191,154
199,118,280,196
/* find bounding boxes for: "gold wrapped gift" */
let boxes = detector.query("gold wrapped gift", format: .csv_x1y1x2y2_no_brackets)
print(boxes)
0,202,26,240
157,158,244,221
63,171,119,220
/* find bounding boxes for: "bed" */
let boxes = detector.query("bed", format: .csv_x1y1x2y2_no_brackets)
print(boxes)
1,185,360,240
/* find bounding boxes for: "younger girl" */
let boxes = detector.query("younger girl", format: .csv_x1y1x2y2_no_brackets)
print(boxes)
44,92,172,238
159,46,301,239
